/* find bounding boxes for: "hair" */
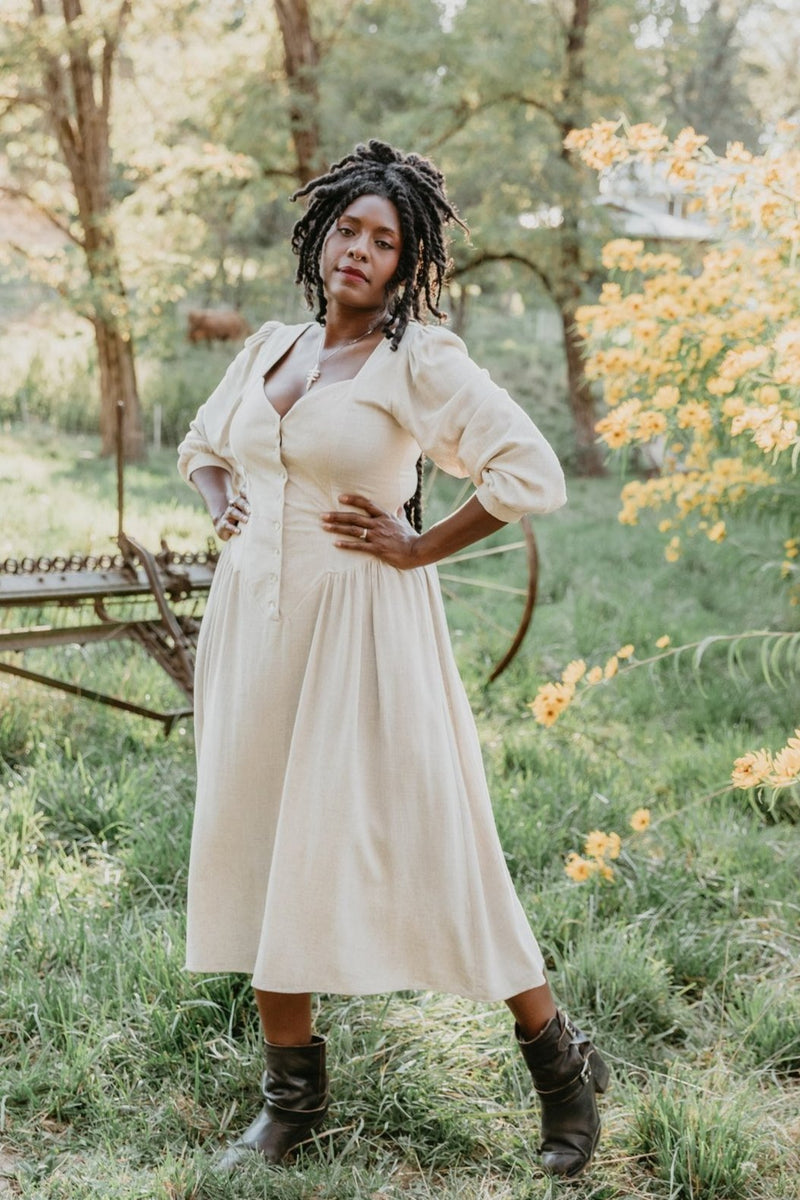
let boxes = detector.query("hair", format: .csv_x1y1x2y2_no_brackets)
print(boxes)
290,140,467,533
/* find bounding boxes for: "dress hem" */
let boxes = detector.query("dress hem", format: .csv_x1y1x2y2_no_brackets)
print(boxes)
184,962,545,1004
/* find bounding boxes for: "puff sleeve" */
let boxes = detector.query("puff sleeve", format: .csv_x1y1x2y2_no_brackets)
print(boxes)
177,321,280,491
397,325,567,523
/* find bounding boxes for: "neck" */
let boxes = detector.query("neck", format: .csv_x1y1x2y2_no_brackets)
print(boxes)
322,303,387,345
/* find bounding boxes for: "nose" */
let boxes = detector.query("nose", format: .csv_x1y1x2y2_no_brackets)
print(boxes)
347,232,370,260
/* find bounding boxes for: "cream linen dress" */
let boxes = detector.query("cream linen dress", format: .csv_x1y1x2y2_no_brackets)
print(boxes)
178,319,566,1001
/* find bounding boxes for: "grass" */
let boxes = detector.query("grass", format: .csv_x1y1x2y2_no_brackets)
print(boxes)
1,422,799,1199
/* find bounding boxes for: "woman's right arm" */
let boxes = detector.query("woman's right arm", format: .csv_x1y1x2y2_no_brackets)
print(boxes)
190,465,250,540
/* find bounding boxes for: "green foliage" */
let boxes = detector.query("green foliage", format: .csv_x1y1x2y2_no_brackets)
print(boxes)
630,1080,761,1199
727,979,800,1075
1,432,799,1196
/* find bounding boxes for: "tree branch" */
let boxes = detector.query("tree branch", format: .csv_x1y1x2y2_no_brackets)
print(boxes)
423,90,561,155
0,184,85,247
30,0,84,179
101,0,131,126
0,88,48,111
449,250,555,298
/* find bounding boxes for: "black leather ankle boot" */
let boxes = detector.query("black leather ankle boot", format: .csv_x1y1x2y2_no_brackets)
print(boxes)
217,1035,328,1170
516,1011,609,1178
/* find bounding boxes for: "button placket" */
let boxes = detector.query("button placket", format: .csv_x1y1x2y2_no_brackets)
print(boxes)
267,433,286,619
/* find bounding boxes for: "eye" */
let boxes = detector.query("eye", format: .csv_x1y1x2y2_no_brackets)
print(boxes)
376,239,395,250
337,224,354,236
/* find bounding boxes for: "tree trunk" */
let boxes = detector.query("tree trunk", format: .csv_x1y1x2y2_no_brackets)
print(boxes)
557,0,604,475
272,0,323,185
94,317,144,462
561,310,605,476
30,0,145,461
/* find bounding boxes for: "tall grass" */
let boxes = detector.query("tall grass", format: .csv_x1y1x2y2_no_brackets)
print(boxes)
1,429,799,1199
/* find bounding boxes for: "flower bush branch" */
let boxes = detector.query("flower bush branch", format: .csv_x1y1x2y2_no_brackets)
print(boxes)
529,634,800,799
564,810,651,884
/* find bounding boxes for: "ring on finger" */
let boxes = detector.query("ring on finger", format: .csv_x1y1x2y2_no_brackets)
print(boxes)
359,527,368,540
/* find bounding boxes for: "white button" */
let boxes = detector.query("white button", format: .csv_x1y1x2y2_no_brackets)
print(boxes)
273,520,281,531
269,573,277,583
268,601,276,611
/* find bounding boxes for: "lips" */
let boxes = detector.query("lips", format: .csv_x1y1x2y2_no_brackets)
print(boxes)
338,266,368,282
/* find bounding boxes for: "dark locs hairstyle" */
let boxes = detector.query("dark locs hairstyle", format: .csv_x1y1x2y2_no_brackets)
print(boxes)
290,140,467,532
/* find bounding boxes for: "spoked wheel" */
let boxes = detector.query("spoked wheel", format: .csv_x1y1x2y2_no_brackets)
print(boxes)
423,464,539,683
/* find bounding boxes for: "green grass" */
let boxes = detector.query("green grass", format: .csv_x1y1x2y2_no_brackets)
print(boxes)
2,424,799,1199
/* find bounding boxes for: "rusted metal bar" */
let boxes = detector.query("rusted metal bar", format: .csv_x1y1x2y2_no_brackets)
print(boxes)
0,659,192,734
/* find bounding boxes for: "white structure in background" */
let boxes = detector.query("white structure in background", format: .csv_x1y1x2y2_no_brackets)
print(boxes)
594,159,717,243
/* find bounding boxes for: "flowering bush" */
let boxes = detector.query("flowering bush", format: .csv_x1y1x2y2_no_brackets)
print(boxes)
564,120,799,592
538,119,800,810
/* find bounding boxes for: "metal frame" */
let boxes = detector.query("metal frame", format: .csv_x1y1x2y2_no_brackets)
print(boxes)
0,539,217,734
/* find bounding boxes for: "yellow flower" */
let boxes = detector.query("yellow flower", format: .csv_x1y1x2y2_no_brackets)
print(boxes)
617,644,634,660
604,655,619,679
636,410,668,440
586,666,604,685
672,126,708,158
584,830,611,860
561,659,587,685
601,238,644,271
665,536,681,563
653,385,680,409
629,808,651,832
564,853,595,883
769,745,800,788
677,401,713,434
731,749,773,789
529,682,574,727
707,376,736,396
606,831,622,859
596,398,642,448
655,635,671,649
707,521,726,543
626,122,669,159
725,141,752,164
599,863,616,882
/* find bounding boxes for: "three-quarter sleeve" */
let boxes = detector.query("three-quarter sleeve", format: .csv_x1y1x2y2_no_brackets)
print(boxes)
398,324,567,523
177,321,279,490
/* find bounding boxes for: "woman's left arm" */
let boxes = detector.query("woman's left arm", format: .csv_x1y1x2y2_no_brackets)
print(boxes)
322,492,505,570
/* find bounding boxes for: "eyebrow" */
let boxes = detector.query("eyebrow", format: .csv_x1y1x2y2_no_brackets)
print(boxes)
340,216,400,237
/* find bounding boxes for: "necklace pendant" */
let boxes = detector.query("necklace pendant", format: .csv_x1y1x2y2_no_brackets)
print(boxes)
305,366,321,391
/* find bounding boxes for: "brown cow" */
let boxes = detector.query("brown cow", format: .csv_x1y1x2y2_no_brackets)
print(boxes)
187,309,252,345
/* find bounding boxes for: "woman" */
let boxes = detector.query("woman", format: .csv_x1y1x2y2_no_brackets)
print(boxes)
178,140,608,1179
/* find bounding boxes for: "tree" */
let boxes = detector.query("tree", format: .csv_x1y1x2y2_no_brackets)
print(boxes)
1,0,145,460
419,0,650,475
632,0,763,152
272,0,324,186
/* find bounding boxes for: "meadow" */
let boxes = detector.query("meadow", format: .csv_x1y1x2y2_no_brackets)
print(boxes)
1,413,798,1200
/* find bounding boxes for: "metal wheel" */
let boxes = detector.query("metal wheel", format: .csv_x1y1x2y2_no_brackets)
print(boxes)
423,464,539,683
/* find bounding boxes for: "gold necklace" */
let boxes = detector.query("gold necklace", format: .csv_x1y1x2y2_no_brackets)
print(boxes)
305,317,385,391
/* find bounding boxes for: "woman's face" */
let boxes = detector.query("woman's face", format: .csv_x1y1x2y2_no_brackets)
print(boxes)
320,193,403,314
